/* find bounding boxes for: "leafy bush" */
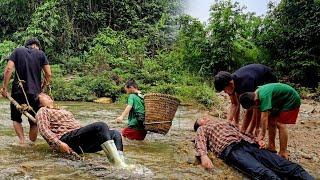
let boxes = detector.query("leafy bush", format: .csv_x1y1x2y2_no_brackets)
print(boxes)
0,40,17,80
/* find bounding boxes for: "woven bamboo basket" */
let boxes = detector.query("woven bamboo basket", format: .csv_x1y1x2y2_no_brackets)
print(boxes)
144,93,180,134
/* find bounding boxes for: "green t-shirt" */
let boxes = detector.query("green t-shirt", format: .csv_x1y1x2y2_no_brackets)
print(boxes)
258,83,301,112
127,93,145,130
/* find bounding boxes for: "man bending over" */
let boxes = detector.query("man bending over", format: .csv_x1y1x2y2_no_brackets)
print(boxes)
194,116,313,179
35,93,126,167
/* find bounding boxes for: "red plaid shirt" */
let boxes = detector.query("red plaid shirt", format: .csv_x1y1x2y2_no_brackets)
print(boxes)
195,121,255,157
36,107,82,150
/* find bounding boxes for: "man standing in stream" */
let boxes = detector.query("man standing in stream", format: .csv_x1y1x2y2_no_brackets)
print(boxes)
1,37,52,145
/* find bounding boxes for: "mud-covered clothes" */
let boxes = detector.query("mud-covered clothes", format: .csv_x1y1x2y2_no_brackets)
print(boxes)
36,107,122,153
232,64,277,95
127,93,145,130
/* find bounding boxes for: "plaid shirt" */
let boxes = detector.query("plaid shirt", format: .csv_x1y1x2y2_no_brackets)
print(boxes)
36,107,82,150
195,121,255,157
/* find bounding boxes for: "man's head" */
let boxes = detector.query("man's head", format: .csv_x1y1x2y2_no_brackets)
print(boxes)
214,71,235,95
239,92,257,109
24,37,41,49
38,93,54,107
124,79,138,94
193,117,210,131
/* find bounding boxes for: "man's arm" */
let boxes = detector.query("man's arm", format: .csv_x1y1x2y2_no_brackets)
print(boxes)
227,94,240,124
195,127,213,169
257,111,269,141
1,60,15,97
41,65,52,91
116,105,132,123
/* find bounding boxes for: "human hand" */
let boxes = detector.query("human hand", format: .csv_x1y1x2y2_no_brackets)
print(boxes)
59,142,72,154
1,87,8,97
258,140,266,149
116,116,123,123
200,155,213,169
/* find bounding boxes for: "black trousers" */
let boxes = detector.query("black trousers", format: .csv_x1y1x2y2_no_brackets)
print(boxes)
220,141,314,180
60,122,123,154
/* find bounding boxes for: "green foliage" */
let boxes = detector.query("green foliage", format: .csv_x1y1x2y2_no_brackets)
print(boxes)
257,0,320,88
0,40,17,80
176,1,257,76
13,0,73,63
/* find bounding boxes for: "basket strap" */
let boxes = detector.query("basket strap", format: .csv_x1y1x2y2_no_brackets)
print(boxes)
144,121,172,125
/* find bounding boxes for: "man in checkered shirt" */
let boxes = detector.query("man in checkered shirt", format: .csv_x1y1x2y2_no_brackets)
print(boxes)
194,116,313,180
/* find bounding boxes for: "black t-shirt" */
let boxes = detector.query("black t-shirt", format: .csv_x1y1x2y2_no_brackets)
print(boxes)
8,47,49,95
232,64,277,95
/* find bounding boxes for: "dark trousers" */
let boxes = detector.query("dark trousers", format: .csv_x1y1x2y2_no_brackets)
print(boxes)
60,122,123,154
220,141,314,180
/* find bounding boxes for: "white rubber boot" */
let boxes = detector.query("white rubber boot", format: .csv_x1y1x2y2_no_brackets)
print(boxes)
101,140,127,168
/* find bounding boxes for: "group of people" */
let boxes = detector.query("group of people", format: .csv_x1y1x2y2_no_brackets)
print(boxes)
193,64,312,179
0,38,314,179
0,38,145,167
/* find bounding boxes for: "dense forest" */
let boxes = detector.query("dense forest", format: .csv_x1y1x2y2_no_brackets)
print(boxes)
0,0,319,107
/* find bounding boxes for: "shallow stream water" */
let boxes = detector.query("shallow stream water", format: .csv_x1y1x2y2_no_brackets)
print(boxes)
0,99,249,179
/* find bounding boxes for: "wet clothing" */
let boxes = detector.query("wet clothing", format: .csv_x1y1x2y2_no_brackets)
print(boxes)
60,122,123,154
36,107,122,153
232,64,277,95
36,107,82,149
127,93,145,130
122,127,147,140
220,141,314,180
258,83,301,112
195,121,255,157
8,47,49,95
10,93,39,125
195,121,314,180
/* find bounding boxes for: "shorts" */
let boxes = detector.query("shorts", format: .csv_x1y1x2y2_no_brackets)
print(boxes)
10,94,39,125
122,127,147,140
277,107,300,124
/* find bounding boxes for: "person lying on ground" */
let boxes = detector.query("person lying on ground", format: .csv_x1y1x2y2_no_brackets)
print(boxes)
214,64,277,136
116,79,147,140
35,93,126,167
239,83,301,159
193,116,314,180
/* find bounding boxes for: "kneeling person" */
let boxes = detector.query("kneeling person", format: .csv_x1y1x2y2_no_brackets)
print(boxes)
194,117,313,179
36,93,126,167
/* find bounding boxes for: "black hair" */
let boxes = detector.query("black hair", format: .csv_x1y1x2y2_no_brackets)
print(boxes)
214,71,233,92
24,37,41,49
239,92,256,109
194,119,200,132
125,79,138,89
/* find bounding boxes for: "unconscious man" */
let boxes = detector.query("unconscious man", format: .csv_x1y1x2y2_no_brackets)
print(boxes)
193,116,314,180
35,93,126,167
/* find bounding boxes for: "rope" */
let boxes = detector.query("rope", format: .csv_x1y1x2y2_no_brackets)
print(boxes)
15,72,36,114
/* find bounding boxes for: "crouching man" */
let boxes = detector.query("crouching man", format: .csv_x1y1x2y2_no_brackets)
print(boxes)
193,117,314,180
35,93,126,167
